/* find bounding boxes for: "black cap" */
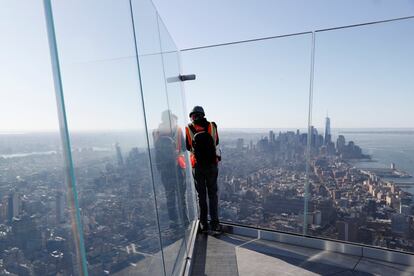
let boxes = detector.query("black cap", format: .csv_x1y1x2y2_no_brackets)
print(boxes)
189,106,205,118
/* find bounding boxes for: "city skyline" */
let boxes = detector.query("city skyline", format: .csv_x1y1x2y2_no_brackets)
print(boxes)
1,113,414,273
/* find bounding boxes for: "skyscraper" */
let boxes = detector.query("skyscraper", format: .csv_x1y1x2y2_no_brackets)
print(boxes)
324,116,331,145
236,138,244,150
269,130,275,143
336,135,346,152
7,192,20,222
115,142,124,167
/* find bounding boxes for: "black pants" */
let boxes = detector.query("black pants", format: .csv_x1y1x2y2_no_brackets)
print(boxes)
193,164,219,225
161,166,188,225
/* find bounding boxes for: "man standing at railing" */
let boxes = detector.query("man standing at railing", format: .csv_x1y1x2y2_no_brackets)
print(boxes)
186,106,221,234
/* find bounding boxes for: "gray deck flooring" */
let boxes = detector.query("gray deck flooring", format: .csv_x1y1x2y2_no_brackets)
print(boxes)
190,233,414,276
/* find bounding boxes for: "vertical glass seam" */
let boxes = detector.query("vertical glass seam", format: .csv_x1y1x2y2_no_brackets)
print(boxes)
155,14,189,275
304,31,316,236
177,51,200,275
155,16,174,134
127,1,167,275
177,50,198,228
42,0,88,275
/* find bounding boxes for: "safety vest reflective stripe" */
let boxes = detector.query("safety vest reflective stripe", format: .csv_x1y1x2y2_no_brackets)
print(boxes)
186,126,194,150
208,123,217,146
186,123,217,167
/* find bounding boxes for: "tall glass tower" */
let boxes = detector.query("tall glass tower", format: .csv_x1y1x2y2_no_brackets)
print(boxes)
324,116,331,144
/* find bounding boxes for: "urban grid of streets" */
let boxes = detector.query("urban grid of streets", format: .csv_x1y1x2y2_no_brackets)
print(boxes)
0,120,413,275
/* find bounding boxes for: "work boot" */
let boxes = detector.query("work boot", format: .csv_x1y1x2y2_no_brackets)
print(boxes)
210,222,222,234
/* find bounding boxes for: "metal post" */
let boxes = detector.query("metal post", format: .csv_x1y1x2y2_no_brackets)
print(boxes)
43,1,88,275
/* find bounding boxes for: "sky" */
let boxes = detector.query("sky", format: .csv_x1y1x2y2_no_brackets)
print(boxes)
0,0,413,131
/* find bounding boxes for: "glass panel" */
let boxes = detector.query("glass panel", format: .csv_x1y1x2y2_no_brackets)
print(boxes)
51,1,164,275
182,34,313,234
157,15,197,274
0,2,84,275
312,18,414,253
131,0,193,274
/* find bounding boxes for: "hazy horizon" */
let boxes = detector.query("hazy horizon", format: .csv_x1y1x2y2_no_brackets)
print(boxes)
1,1,414,132
2,126,414,133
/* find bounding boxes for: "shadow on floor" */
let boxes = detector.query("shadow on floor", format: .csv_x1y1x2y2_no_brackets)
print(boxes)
191,233,245,276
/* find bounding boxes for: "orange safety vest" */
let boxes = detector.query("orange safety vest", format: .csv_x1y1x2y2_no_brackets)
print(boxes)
186,122,218,168
175,127,186,169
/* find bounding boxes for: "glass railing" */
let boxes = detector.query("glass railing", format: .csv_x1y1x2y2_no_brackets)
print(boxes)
0,0,195,275
182,17,414,254
1,1,414,275
182,33,313,234
310,18,414,252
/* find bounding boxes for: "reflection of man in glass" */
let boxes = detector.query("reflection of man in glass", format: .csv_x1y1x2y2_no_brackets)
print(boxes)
153,110,188,228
